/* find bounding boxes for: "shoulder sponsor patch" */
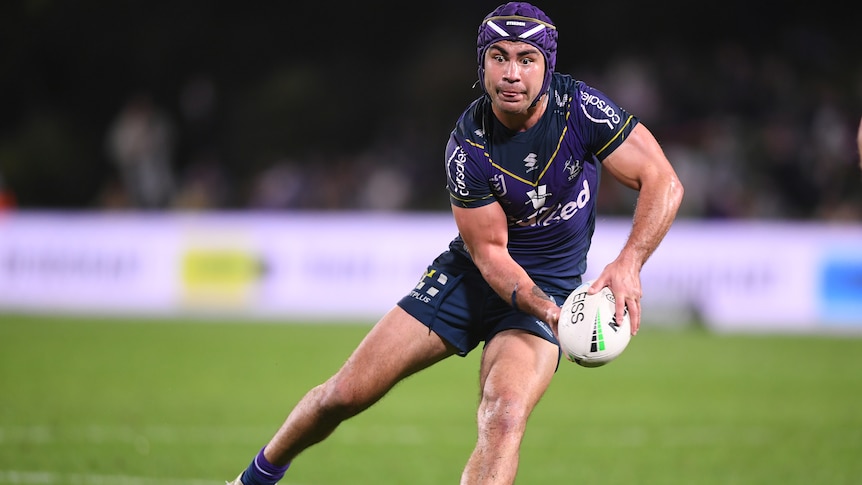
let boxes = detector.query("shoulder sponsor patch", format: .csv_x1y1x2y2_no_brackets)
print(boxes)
580,91,622,129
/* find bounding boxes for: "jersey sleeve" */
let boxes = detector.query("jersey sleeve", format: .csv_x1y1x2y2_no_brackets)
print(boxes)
445,132,496,209
574,83,639,161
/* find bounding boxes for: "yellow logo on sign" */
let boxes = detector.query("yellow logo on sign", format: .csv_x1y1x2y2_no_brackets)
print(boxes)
181,248,264,307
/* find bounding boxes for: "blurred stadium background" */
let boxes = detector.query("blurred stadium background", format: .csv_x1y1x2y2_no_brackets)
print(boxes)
1,1,861,484
0,0,860,329
1,0,860,217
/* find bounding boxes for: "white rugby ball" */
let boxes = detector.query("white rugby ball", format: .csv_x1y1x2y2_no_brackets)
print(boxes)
558,280,631,367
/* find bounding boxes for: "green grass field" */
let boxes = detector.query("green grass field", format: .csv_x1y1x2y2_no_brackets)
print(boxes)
1,313,860,485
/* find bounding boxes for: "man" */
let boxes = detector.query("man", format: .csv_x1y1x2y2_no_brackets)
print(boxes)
228,2,683,484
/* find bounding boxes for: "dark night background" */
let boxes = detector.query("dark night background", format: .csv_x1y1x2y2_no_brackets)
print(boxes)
1,1,859,218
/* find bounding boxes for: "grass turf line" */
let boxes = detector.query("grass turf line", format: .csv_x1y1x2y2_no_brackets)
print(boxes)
1,314,861,484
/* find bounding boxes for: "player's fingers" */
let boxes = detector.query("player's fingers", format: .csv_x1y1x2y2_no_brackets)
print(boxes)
624,296,640,335
587,276,606,294
615,300,627,333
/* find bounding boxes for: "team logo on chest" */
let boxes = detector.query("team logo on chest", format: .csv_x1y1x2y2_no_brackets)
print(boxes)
564,157,583,181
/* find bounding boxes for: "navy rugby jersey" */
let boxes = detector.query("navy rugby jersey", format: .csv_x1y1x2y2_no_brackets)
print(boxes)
444,72,638,291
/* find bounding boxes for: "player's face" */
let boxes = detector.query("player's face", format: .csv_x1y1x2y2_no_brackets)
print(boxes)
483,40,545,115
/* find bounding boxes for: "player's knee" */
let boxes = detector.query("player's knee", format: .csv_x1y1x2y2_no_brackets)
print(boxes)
316,375,376,419
477,392,530,436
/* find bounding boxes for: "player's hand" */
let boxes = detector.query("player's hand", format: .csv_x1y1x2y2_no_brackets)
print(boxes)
587,264,642,336
542,304,562,338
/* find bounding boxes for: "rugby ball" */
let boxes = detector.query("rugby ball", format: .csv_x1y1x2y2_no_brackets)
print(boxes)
558,280,631,367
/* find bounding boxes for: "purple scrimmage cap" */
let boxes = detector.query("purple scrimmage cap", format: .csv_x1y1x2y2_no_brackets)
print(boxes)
477,2,558,106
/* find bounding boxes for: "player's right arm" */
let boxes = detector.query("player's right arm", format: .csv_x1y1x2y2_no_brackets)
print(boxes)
445,124,560,331
451,202,561,333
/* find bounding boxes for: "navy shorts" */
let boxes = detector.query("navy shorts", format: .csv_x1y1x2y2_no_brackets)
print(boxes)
397,249,570,358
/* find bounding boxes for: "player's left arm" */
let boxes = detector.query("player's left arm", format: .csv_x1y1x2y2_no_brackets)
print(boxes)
591,122,684,335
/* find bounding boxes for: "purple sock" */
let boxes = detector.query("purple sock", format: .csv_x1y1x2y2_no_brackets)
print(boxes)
241,447,290,485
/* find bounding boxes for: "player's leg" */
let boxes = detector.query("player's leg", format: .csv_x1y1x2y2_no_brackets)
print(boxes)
265,305,456,461
235,305,457,484
460,329,559,485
